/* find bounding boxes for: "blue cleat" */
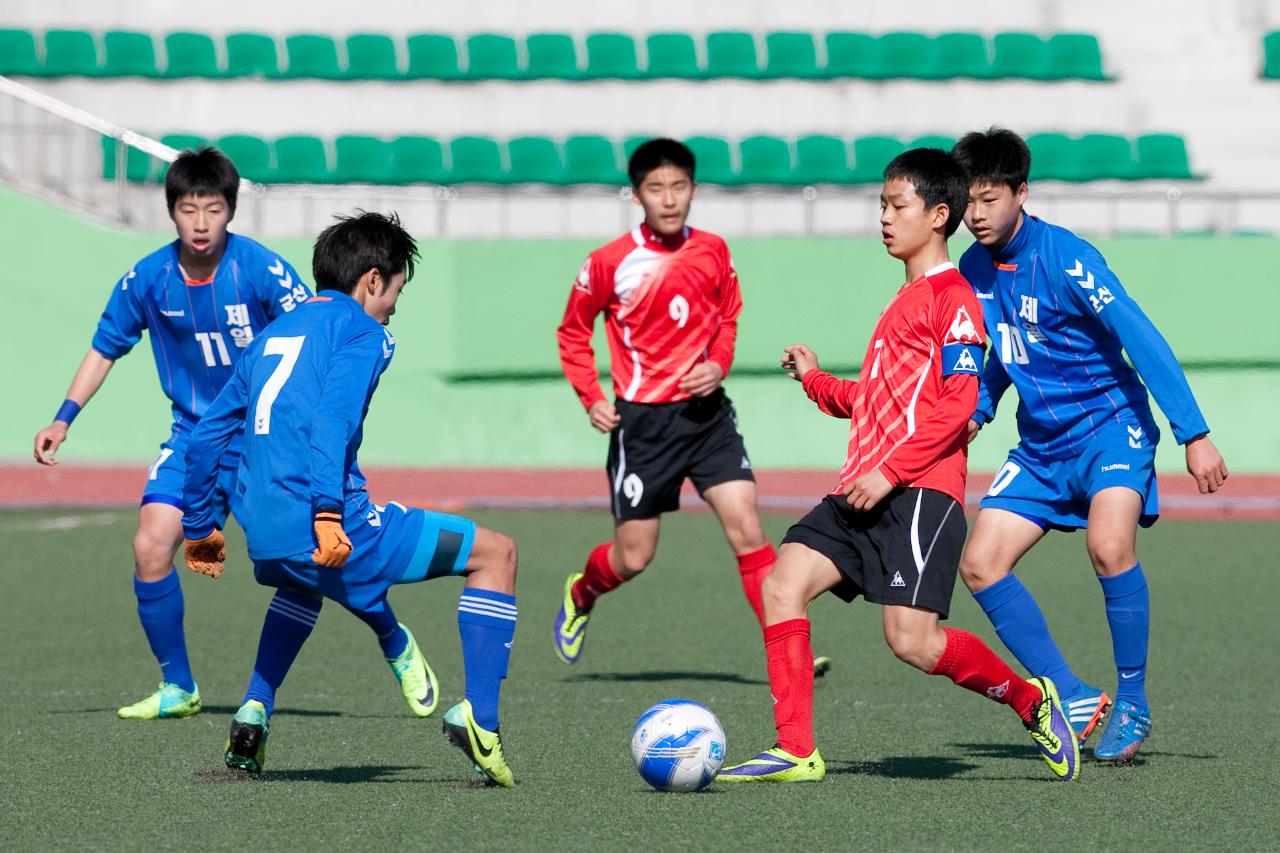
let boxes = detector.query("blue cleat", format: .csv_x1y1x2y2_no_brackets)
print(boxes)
1062,683,1111,744
553,572,590,664
1093,699,1152,763
1025,676,1081,781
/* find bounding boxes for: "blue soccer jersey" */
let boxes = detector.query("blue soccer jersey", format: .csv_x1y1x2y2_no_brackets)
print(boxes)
959,214,1209,459
183,291,396,560
91,233,311,428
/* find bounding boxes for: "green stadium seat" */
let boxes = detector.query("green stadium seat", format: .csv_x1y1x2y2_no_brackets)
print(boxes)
1135,133,1196,180
623,135,656,160
464,34,521,80
705,31,760,78
684,136,735,184
163,32,220,78
644,33,701,79
157,134,207,180
334,135,394,183
907,134,957,152
795,135,852,183
1075,133,1138,180
225,33,280,78
0,29,41,75
1048,33,1106,80
345,34,399,79
823,32,878,79
737,136,794,184
1026,132,1078,181
1265,31,1280,79
563,135,623,184
389,136,448,183
217,134,273,182
763,32,820,79
43,30,100,77
525,33,579,79
102,31,159,77
405,34,461,80
850,136,906,183
100,136,154,182
876,32,939,79
991,32,1052,79
935,32,991,79
449,136,506,182
585,33,640,79
272,135,331,183
507,136,563,183
284,34,342,79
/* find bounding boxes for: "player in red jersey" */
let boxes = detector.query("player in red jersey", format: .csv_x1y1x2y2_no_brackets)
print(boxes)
718,148,1081,783
552,139,817,671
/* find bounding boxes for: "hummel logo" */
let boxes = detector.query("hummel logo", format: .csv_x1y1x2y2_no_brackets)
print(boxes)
1065,259,1095,290
987,680,1009,699
1127,425,1144,449
976,292,994,300
890,571,906,588
160,309,185,317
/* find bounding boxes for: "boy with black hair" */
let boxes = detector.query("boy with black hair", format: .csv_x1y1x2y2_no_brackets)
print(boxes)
553,138,832,672
951,128,1227,762
33,146,314,720
719,148,1080,783
182,212,520,787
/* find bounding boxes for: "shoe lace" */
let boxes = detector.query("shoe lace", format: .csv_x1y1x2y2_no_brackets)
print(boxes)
1028,698,1062,752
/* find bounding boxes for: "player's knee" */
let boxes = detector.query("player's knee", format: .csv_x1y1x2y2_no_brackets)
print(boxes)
616,541,653,577
958,549,1005,592
1086,537,1134,576
761,569,801,619
132,531,176,578
728,518,767,553
883,623,930,668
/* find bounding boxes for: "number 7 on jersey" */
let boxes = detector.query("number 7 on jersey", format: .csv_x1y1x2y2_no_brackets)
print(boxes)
254,336,305,435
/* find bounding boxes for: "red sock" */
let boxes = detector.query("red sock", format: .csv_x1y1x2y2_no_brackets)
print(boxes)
736,544,775,628
930,627,1040,724
571,542,624,611
765,618,815,756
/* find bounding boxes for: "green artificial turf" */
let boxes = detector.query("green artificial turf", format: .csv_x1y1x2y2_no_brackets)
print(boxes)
1,509,1277,850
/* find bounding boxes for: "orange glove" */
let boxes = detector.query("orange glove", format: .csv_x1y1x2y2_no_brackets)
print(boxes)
312,509,352,567
185,530,227,579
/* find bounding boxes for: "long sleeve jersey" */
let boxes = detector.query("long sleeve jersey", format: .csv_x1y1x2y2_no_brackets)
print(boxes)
557,223,742,409
91,233,310,428
959,214,1209,459
801,262,987,506
182,291,394,559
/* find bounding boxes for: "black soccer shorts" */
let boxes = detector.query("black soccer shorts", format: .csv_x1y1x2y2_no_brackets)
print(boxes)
606,390,755,521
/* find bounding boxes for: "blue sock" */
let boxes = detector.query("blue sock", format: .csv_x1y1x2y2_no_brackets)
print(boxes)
243,590,322,717
348,597,408,659
1099,564,1149,709
134,569,195,693
972,574,1084,698
458,588,517,731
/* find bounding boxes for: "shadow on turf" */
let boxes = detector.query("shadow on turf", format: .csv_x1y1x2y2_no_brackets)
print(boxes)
826,756,981,780
565,670,767,685
195,765,481,786
950,742,1218,762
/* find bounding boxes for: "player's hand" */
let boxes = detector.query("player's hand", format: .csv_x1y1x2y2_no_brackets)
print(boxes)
1185,435,1228,494
679,362,724,397
843,468,895,512
588,400,622,433
33,422,68,467
966,419,982,444
184,530,227,579
781,345,819,382
312,510,353,567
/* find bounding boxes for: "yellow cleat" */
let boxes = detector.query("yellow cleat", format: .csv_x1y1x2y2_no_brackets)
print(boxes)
117,682,201,720
386,623,439,718
717,746,826,783
442,700,515,788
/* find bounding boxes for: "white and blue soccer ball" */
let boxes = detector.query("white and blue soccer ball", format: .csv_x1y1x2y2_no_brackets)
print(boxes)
630,699,726,792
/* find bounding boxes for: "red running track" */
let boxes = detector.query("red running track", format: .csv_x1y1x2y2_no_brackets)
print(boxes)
2,465,1277,520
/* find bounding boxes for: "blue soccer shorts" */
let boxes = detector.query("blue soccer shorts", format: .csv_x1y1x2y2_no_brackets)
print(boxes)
141,421,238,527
251,502,477,612
980,420,1160,531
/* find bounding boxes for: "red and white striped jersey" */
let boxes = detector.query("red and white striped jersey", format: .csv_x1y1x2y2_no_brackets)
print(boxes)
557,223,741,409
800,262,987,506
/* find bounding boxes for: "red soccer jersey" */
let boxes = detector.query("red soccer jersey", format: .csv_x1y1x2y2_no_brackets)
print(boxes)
557,224,742,409
800,262,987,507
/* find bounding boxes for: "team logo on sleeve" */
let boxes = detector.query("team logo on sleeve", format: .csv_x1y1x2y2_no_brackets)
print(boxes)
951,347,979,374
1065,259,1116,313
382,328,395,359
946,305,980,344
573,260,592,293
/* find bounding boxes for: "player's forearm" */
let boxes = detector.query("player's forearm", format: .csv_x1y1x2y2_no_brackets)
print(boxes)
182,383,248,535
60,349,115,414
879,378,978,484
801,370,857,418
1110,304,1209,443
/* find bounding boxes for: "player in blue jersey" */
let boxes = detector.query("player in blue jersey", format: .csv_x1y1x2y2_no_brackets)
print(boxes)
950,128,1229,763
32,147,318,720
181,212,520,787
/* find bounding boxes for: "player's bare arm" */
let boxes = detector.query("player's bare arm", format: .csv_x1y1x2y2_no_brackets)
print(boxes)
781,344,819,382
677,361,724,397
1185,434,1228,494
33,348,115,466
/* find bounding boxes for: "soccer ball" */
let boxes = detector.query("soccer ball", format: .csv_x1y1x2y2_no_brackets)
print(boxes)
630,699,726,792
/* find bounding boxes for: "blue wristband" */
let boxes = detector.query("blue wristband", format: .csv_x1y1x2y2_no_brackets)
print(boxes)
54,399,81,425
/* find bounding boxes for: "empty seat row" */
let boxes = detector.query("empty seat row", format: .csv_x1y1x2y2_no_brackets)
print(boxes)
1265,32,1280,78
2,29,1108,81
103,132,1197,187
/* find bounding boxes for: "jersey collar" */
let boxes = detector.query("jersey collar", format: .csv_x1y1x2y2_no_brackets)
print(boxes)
635,222,690,252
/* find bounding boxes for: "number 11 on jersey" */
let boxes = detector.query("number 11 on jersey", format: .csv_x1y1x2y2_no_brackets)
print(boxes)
254,336,305,435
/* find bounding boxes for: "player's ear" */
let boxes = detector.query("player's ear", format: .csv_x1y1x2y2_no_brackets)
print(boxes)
1015,182,1029,206
933,203,950,233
